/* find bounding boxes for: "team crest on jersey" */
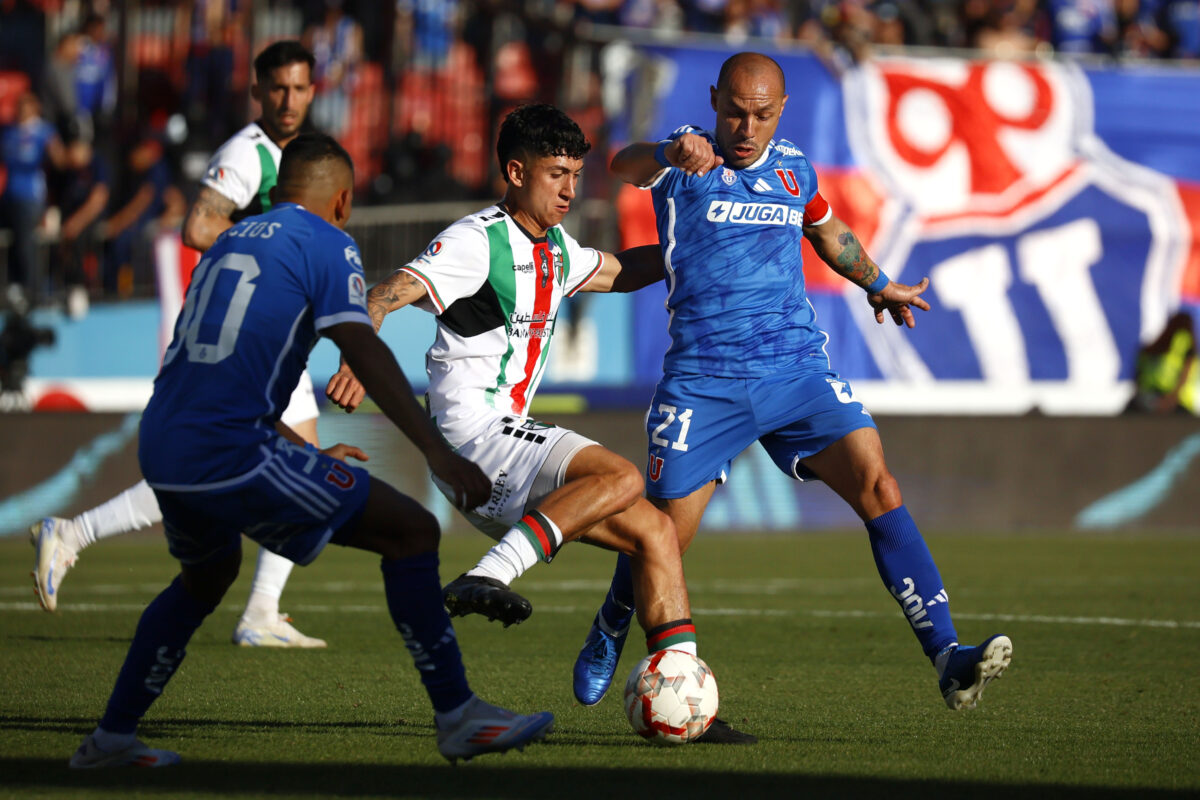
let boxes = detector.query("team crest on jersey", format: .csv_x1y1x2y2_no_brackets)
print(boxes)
344,245,362,268
721,168,736,185
325,461,356,490
348,273,366,306
775,169,801,196
647,456,664,482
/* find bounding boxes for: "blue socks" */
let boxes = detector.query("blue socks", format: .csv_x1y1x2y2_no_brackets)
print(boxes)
866,505,958,660
99,576,216,734
599,553,636,634
381,552,472,713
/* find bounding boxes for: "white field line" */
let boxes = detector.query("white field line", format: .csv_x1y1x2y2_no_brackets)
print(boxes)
2,599,1197,629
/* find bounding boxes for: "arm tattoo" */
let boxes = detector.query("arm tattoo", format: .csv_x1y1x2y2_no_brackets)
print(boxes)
192,187,238,221
831,231,879,287
367,270,424,332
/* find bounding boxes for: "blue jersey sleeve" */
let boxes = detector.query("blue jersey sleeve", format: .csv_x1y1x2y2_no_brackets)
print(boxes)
303,230,372,333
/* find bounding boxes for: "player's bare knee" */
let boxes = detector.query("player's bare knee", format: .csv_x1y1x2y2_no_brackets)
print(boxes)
867,472,903,514
607,459,646,512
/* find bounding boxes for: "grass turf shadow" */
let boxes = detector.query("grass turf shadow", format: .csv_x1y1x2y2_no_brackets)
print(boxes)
1,758,1193,800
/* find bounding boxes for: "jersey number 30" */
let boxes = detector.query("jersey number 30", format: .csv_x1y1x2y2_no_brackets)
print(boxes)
163,252,261,366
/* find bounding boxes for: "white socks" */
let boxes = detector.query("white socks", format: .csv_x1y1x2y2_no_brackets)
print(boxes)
70,480,162,551
467,533,540,586
241,547,295,623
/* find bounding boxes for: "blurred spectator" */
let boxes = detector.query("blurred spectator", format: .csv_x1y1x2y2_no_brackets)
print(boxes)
1135,0,1200,58
397,0,462,71
41,31,84,141
101,136,184,297
75,12,117,141
573,0,624,27
725,0,789,42
683,0,729,33
303,0,363,137
1,91,66,307
185,0,244,144
1127,311,1199,416
1046,0,1119,55
51,136,110,318
619,0,685,30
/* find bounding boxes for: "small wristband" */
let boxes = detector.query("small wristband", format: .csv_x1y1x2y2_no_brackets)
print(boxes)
864,271,890,294
653,140,671,168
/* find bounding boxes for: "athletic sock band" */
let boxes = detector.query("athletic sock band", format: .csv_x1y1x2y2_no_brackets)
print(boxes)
645,618,696,653
515,510,563,563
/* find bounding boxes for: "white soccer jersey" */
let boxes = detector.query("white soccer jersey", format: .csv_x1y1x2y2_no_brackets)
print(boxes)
399,205,604,446
194,122,317,425
200,122,282,218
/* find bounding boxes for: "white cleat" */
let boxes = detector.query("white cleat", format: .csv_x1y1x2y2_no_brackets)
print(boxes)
436,695,554,763
30,518,79,612
69,734,181,769
232,613,327,648
939,634,1013,711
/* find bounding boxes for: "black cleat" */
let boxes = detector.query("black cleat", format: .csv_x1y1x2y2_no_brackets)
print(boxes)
693,717,757,745
443,574,532,627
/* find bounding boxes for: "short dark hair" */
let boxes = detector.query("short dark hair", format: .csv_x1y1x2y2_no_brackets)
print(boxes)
278,133,354,188
253,40,315,84
496,104,591,182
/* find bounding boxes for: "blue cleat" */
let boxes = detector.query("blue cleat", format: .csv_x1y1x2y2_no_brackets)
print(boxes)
938,634,1013,710
572,616,628,706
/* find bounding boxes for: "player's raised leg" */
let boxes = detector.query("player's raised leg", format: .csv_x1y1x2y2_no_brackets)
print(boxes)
801,426,1012,710
443,438,646,626
30,480,161,612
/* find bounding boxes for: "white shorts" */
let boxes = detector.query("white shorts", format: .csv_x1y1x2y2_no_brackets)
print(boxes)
436,413,596,539
280,369,319,427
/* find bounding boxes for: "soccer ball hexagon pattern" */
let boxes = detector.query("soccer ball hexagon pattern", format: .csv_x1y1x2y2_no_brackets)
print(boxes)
623,650,718,745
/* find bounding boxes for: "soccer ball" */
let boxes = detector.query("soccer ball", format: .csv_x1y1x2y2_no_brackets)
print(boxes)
623,650,718,745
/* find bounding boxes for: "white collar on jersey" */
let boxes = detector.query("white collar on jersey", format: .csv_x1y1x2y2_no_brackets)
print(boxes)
745,140,775,170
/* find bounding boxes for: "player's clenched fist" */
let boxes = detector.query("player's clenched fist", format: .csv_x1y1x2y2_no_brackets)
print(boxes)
667,133,724,177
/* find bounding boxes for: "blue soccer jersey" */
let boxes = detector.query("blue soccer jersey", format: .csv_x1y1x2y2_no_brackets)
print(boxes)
650,127,833,377
140,203,371,487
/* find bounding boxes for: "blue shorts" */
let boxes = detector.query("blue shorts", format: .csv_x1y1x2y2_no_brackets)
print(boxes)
152,437,372,566
644,369,876,499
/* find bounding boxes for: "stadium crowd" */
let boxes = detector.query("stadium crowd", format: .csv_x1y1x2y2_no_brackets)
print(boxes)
1,0,1198,314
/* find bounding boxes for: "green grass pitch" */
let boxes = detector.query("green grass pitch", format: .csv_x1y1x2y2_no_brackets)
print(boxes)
1,531,1197,799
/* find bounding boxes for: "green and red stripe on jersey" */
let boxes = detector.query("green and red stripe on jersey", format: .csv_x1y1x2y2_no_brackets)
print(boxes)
398,265,447,313
509,241,556,412
645,618,697,653
515,509,562,563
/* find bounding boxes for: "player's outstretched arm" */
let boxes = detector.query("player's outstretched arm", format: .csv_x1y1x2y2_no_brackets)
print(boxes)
803,214,931,328
181,187,238,251
324,322,490,509
611,133,723,187
325,270,429,412
579,244,665,294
